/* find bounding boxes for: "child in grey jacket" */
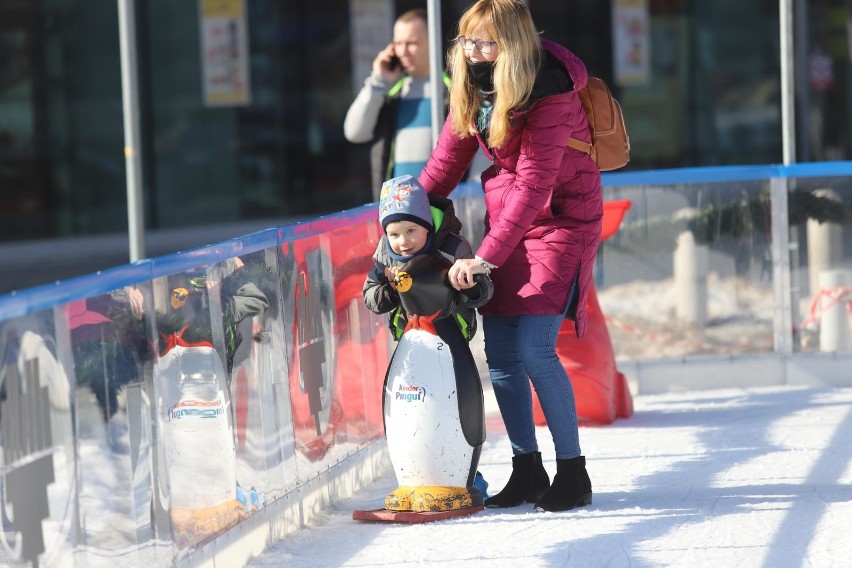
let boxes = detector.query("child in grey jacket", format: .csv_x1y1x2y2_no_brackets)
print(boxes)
362,174,493,500
363,175,493,341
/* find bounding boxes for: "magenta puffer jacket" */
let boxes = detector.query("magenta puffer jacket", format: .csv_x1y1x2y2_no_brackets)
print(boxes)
418,39,602,338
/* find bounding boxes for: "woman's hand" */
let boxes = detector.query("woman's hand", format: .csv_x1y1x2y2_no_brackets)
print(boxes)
448,258,488,290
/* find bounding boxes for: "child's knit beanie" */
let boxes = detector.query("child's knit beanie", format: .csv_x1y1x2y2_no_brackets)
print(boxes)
378,175,433,231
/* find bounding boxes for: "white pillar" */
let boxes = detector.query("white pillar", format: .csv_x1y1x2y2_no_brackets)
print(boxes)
674,231,708,326
806,189,843,297
818,269,852,353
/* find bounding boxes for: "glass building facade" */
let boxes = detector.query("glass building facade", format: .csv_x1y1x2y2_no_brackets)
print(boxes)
0,0,850,282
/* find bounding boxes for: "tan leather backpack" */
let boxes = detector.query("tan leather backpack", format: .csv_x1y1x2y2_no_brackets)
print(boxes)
567,77,630,171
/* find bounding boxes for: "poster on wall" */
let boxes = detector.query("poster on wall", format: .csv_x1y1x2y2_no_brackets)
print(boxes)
348,0,394,95
612,0,650,87
199,0,251,107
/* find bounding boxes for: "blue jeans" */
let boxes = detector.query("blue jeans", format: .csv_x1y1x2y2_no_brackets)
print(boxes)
483,312,581,460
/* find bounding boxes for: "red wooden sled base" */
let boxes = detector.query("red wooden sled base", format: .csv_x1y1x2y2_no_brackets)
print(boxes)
352,504,483,523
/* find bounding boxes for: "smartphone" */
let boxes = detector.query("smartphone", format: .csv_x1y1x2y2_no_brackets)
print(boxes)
388,55,401,71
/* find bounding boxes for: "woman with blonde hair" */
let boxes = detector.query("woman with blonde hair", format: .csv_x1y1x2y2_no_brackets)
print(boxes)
417,0,602,512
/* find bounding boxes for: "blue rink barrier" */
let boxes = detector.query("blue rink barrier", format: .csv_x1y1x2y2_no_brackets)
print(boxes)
0,203,392,567
0,163,850,567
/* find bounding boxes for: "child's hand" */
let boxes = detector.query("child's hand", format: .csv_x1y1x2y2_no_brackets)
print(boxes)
385,266,400,290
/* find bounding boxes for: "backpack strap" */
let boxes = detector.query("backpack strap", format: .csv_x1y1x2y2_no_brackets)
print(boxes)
387,72,451,97
454,313,472,341
567,137,592,156
389,305,407,340
387,77,406,98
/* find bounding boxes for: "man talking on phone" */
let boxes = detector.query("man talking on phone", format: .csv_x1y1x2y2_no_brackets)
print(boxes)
344,8,450,201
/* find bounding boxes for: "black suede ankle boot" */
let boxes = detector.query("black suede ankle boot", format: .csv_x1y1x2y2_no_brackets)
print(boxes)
484,451,550,509
534,455,593,512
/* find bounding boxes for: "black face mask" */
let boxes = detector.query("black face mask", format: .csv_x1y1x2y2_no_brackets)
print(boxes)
466,60,495,93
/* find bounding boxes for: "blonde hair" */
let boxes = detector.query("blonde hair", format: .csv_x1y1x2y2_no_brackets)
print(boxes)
447,0,541,149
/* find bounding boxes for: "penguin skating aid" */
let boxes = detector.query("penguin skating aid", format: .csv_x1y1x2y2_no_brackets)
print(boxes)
354,254,485,523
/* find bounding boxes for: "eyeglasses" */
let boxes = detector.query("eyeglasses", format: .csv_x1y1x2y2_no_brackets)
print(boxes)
455,36,497,55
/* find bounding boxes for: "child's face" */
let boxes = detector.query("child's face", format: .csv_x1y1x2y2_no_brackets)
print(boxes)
385,220,430,256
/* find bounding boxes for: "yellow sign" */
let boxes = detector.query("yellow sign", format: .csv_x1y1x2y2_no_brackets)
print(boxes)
199,0,251,106
202,0,243,18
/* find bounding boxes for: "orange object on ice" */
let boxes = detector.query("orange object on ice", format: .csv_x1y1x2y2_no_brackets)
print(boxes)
600,199,632,241
532,199,634,425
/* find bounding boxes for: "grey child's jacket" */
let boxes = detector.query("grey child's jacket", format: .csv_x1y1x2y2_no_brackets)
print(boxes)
362,194,493,340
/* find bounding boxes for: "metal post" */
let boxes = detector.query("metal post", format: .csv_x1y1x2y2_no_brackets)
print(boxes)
779,0,796,165
427,0,443,147
777,0,797,367
118,0,146,261
770,176,793,359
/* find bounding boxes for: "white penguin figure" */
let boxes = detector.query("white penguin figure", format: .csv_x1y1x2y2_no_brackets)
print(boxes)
382,253,485,514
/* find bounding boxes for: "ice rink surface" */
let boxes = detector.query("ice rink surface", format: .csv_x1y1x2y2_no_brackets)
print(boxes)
248,385,852,568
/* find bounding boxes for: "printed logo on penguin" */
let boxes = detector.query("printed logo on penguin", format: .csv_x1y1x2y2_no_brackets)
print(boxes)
395,383,426,402
167,398,225,421
394,271,412,293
